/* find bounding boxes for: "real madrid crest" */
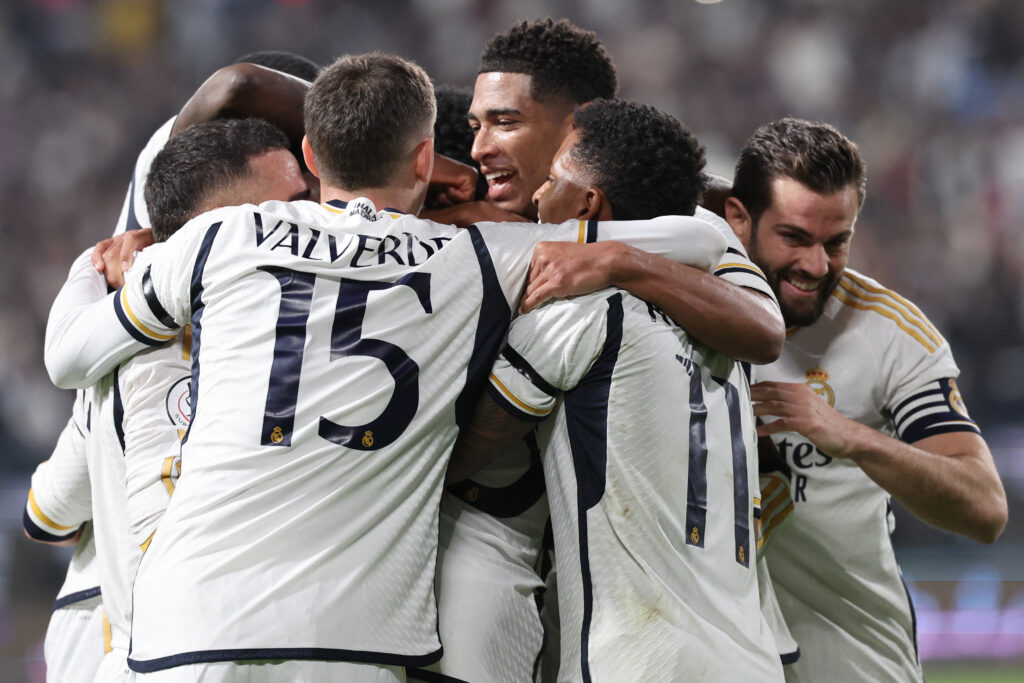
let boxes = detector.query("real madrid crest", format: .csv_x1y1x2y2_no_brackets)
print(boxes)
947,379,970,417
804,366,835,407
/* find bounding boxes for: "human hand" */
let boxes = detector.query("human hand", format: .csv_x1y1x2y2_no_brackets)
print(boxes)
426,154,479,209
520,241,627,313
90,229,155,288
751,381,855,459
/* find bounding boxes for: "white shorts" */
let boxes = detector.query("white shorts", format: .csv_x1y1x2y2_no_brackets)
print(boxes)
408,500,546,683
44,597,105,683
95,647,131,683
130,661,405,682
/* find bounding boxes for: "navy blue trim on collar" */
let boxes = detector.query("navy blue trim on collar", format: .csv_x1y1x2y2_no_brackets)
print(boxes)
324,198,407,216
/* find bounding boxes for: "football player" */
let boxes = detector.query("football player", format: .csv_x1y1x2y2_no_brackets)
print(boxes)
731,118,1007,681
44,53,727,683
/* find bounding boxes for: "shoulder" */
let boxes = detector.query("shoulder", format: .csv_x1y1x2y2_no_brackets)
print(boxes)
829,268,947,356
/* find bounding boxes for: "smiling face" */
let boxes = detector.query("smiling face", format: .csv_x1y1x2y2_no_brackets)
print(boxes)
468,72,573,219
745,177,860,327
532,128,595,223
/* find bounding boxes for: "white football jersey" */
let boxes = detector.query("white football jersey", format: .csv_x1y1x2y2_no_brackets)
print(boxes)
756,269,979,682
43,197,725,673
112,116,173,235
489,288,782,682
698,206,777,302
411,207,773,683
118,330,190,550
25,392,106,683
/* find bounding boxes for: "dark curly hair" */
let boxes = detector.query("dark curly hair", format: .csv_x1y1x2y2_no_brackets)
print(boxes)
145,118,291,242
234,50,320,82
433,85,487,200
479,18,617,105
569,99,707,220
733,118,866,225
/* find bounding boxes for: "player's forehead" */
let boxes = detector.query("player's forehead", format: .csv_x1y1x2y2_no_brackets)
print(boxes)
550,128,584,178
766,176,859,238
469,72,544,119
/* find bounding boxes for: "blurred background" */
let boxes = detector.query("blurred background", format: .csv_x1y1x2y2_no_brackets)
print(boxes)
0,0,1021,680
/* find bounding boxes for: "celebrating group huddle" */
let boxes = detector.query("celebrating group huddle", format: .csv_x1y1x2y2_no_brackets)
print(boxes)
26,18,1006,683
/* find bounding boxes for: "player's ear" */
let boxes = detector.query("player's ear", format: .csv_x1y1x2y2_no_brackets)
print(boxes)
581,186,613,221
412,137,435,184
725,196,753,246
301,136,321,179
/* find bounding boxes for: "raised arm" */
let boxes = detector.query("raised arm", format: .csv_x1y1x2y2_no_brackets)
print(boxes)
45,248,175,389
172,63,310,148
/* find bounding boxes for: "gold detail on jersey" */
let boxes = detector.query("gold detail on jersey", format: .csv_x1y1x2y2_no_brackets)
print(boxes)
140,530,156,552
948,379,970,417
738,545,746,563
835,274,945,353
465,486,480,503
182,325,193,360
29,490,73,530
270,427,284,443
714,262,766,276
161,456,180,496
690,526,701,544
804,367,835,407
489,373,551,416
362,431,374,447
102,611,113,654
577,220,587,243
120,288,176,341
177,429,186,442
844,272,944,342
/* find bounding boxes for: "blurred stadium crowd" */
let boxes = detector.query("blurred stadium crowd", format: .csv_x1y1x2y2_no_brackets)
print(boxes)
0,0,1021,678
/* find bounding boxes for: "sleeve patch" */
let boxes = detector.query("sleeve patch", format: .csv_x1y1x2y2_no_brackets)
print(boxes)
893,379,980,443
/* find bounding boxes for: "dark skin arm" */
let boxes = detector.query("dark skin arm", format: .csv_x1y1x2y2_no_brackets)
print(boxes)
421,200,527,227
521,175,785,364
521,241,785,364
446,393,535,485
172,63,310,148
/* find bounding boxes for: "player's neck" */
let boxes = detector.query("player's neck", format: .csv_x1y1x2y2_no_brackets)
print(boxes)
321,185,420,216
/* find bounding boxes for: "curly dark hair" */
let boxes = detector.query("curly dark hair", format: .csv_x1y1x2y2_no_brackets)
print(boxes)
479,18,617,105
234,50,320,82
569,99,707,220
433,85,486,200
733,117,866,225
145,118,291,242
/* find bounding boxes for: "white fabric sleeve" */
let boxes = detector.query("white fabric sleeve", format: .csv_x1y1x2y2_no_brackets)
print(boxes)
44,250,153,389
695,207,778,302
592,214,727,271
488,293,610,420
44,231,194,389
473,214,728,311
24,391,91,541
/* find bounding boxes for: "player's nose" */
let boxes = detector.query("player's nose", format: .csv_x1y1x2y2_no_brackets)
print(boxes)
799,244,829,279
471,127,497,163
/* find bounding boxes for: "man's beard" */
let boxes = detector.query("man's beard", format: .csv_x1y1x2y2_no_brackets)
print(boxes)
772,269,841,328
